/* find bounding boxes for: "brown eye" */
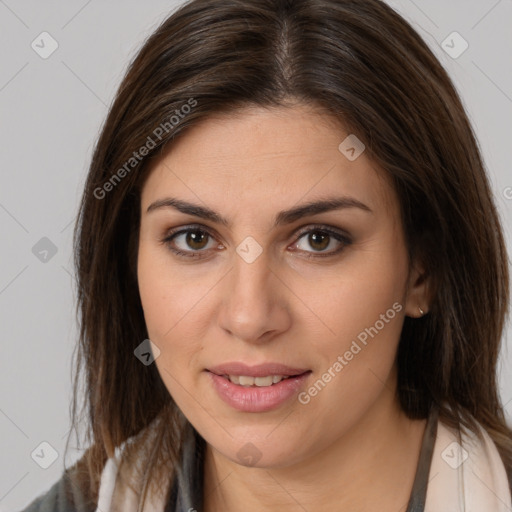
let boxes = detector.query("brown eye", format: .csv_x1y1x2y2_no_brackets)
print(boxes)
293,226,352,258
161,224,351,260
306,231,330,251
161,227,219,259
183,229,210,250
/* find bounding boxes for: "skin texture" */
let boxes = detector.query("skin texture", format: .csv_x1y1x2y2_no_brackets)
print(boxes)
137,104,430,511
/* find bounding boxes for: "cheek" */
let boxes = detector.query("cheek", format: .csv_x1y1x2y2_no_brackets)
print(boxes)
138,251,206,410
137,243,207,364
298,238,408,400
306,242,406,344
296,272,405,444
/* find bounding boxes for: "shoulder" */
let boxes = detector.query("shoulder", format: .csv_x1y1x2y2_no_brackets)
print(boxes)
19,414,178,512
17,463,97,512
96,414,175,511
425,415,512,511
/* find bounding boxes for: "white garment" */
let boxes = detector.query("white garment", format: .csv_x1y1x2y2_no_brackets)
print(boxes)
425,419,511,511
95,418,512,512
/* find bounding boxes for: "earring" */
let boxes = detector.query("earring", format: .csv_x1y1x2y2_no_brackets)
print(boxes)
418,306,425,316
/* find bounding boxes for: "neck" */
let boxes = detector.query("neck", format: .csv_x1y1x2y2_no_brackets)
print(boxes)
203,387,428,512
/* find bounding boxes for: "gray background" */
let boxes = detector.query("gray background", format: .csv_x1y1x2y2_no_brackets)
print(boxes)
0,0,511,510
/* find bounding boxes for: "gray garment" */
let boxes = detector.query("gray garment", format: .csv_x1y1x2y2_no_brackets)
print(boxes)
20,406,439,512
17,467,98,512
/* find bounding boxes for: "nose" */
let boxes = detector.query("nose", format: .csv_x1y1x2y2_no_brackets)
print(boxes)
217,246,292,344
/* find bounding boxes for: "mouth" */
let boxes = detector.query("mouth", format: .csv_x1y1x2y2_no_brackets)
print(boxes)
209,372,309,387
207,362,311,379
205,363,312,412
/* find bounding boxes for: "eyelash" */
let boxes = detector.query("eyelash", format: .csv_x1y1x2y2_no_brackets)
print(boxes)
159,223,352,260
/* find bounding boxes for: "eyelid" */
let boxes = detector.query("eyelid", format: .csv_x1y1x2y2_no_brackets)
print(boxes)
290,223,352,258
160,222,352,258
293,223,351,241
161,223,223,246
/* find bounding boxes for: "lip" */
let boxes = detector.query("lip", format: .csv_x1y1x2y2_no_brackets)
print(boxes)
207,362,311,378
206,367,312,413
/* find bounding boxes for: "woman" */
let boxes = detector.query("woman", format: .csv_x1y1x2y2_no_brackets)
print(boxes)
21,0,512,511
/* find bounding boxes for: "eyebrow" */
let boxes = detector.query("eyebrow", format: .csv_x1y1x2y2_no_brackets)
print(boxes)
146,195,372,228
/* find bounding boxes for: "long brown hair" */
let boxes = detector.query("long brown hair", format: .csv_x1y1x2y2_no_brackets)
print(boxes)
65,0,512,507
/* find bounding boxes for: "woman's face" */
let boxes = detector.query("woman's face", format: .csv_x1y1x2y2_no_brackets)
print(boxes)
137,104,427,468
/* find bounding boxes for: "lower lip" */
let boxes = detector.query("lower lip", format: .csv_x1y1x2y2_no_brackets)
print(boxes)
206,371,311,412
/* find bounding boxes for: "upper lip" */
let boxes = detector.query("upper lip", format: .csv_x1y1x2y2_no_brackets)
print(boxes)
207,362,311,377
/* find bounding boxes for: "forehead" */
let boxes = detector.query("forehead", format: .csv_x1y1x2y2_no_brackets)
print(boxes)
140,105,397,220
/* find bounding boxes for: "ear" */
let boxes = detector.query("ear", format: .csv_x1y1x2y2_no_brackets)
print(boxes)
404,259,431,318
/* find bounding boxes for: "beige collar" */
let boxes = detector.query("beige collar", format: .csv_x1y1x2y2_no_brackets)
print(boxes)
425,419,511,511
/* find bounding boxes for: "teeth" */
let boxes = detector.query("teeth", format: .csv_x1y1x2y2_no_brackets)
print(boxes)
239,375,255,386
229,375,240,385
226,375,290,387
